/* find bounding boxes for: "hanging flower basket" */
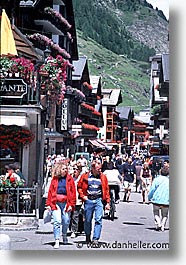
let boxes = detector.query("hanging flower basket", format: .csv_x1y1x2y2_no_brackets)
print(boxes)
0,56,34,82
44,7,72,30
81,102,95,111
83,82,93,90
39,54,70,103
82,123,100,131
0,125,35,151
27,33,71,59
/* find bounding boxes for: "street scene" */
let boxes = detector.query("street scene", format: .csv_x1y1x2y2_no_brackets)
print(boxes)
1,188,169,250
0,0,169,252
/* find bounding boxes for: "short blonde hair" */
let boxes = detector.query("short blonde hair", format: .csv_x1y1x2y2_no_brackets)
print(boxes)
52,161,68,177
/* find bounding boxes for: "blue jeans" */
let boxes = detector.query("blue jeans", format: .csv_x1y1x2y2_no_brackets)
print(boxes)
52,202,71,240
84,198,103,240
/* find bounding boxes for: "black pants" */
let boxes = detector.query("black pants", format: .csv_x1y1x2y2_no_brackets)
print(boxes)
109,185,120,201
70,205,84,233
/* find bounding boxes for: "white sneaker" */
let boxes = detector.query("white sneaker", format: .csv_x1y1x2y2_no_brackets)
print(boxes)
161,217,167,232
54,239,60,249
71,232,76,238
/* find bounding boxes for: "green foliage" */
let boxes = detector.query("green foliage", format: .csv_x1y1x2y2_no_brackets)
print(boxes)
72,0,157,62
77,30,150,113
157,9,167,21
151,104,161,115
131,44,155,62
116,0,141,11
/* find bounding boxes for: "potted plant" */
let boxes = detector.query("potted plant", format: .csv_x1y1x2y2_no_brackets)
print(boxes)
151,104,162,116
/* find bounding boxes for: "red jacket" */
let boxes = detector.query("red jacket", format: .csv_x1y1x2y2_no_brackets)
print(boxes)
46,174,76,211
77,172,110,204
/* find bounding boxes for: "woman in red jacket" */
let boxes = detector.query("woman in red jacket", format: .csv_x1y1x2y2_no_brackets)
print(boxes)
46,161,76,249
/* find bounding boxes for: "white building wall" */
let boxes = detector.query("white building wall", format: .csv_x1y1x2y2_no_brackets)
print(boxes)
99,105,107,141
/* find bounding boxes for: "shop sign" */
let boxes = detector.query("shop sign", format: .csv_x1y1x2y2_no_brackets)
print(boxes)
61,98,68,131
0,78,28,98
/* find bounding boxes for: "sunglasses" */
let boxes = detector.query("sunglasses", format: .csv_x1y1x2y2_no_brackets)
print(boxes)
73,167,78,170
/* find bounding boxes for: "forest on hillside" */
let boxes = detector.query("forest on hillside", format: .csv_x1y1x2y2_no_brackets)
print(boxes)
72,0,163,62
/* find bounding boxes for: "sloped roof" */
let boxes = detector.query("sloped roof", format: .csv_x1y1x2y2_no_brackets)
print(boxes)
116,106,133,120
134,116,150,124
72,56,87,81
90,75,101,94
102,89,122,106
12,25,40,59
134,109,151,124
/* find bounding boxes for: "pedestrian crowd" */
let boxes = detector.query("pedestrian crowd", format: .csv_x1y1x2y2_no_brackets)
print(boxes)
42,150,169,249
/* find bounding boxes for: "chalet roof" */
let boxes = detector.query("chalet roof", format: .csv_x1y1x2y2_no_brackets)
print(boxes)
134,116,150,124
162,53,169,82
90,75,101,94
116,106,133,120
102,89,122,106
12,25,40,60
72,56,87,81
134,109,151,124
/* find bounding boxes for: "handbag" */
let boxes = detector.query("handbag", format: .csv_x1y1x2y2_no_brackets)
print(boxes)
43,209,52,224
56,194,67,202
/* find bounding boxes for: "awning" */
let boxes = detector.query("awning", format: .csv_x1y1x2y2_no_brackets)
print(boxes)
0,113,30,128
101,142,119,150
44,131,65,139
89,139,106,149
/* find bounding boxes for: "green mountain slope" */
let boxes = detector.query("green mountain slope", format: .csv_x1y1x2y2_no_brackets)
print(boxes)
77,30,150,113
73,0,169,62
73,0,169,113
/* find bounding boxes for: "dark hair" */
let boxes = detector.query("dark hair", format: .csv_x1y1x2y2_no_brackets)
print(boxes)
161,166,169,176
5,163,16,170
117,158,122,165
136,161,142,166
77,165,82,172
13,162,21,170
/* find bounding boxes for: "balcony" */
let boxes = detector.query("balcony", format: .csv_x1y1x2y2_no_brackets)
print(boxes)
78,105,92,117
39,7,72,34
86,96,97,105
34,19,64,35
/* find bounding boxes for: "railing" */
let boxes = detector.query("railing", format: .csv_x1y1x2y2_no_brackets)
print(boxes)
79,105,92,116
0,186,39,217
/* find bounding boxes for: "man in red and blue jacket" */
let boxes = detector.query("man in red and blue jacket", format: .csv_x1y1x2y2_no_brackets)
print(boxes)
78,159,110,243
